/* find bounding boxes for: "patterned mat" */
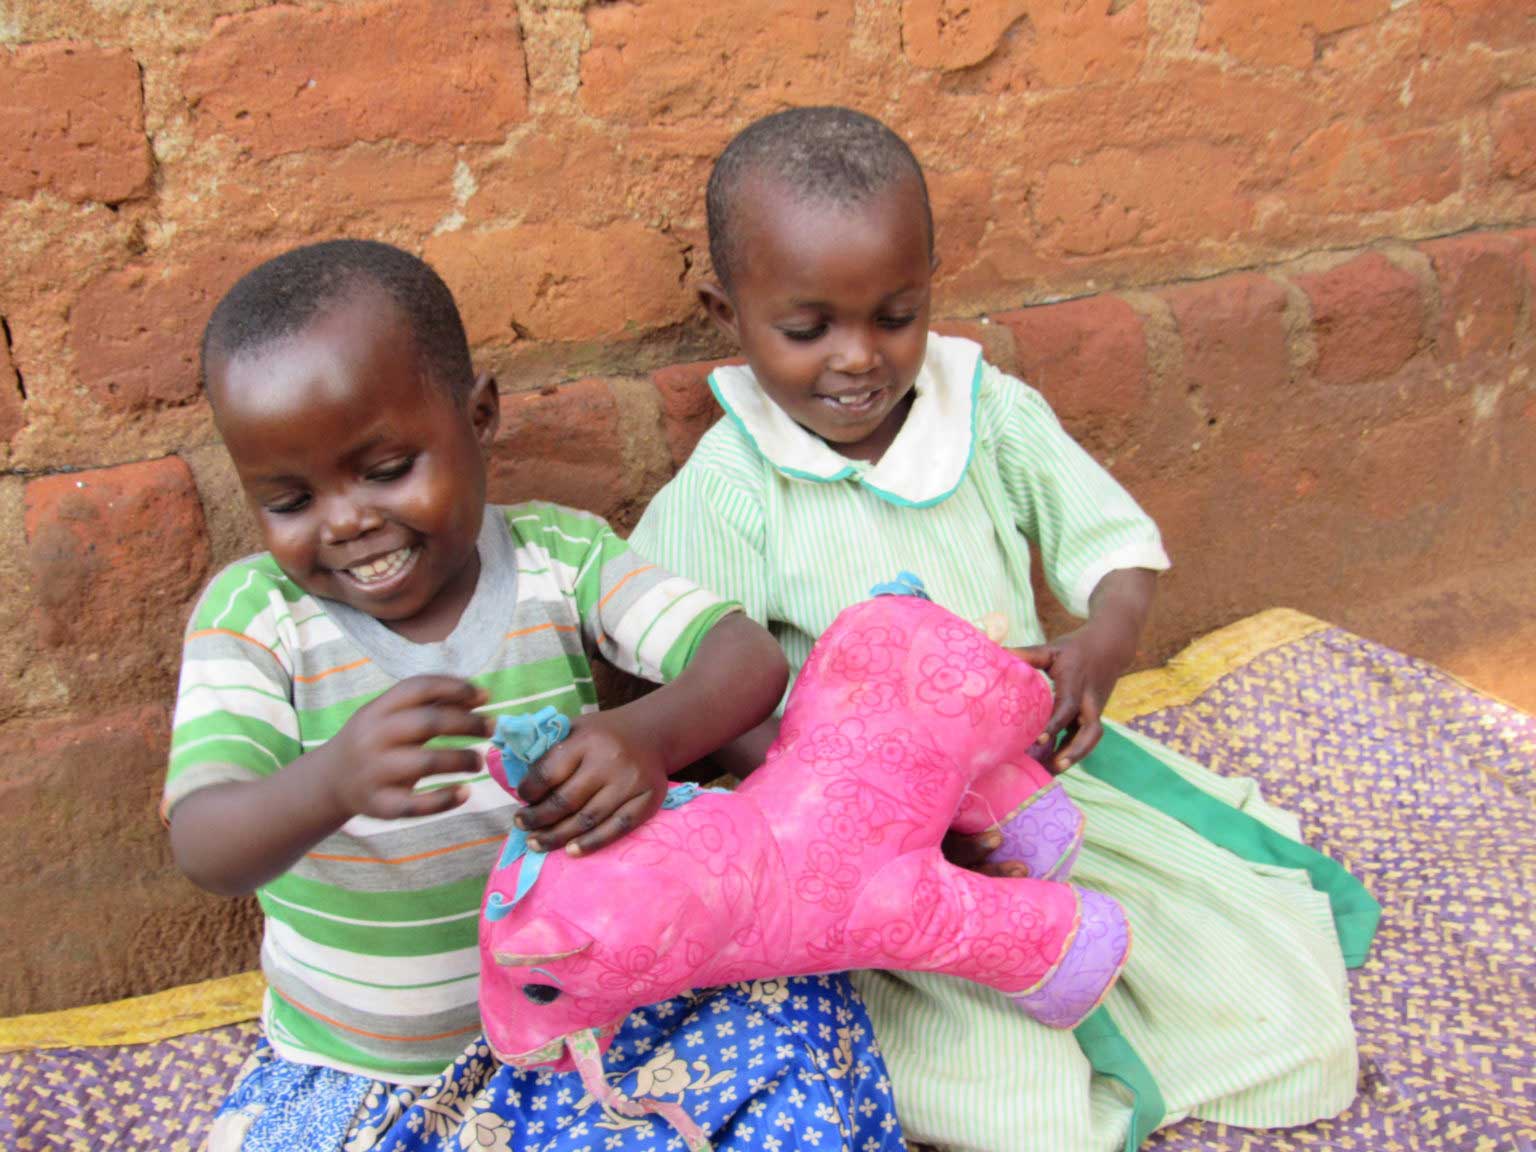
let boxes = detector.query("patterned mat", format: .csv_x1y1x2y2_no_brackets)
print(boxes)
2,612,1532,1152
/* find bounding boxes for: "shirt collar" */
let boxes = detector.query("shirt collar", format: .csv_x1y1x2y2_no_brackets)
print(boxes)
707,333,983,508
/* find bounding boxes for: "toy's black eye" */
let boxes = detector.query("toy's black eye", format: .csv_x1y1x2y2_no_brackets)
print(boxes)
522,983,561,1005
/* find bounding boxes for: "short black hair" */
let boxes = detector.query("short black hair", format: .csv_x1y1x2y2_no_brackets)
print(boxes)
201,239,474,401
706,106,933,291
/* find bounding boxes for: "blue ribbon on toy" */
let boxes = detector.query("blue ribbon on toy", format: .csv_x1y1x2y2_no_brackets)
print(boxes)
486,707,571,921
485,707,723,922
869,570,931,600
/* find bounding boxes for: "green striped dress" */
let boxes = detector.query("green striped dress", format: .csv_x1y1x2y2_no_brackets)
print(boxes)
629,335,1378,1151
165,503,736,1082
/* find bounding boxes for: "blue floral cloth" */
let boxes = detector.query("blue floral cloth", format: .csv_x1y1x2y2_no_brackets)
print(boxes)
210,974,904,1152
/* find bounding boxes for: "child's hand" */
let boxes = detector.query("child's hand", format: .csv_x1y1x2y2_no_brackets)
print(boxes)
1013,619,1132,773
325,676,492,820
941,827,1031,877
512,713,668,856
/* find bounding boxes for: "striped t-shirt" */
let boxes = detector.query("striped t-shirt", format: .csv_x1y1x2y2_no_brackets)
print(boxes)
165,503,735,1082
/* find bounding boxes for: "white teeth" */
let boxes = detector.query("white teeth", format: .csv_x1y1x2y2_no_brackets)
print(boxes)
834,390,877,407
347,547,414,585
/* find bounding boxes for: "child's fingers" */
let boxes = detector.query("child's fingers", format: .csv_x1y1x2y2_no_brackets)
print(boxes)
526,782,638,852
1053,698,1103,771
514,740,583,806
372,782,470,821
382,676,490,711
1010,644,1055,671
565,792,658,857
517,765,606,838
382,703,492,746
941,827,999,870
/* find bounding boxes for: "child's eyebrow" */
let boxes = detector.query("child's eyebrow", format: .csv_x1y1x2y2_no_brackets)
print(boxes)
786,282,928,310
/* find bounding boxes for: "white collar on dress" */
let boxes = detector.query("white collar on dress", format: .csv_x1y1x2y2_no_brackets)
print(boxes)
707,333,983,508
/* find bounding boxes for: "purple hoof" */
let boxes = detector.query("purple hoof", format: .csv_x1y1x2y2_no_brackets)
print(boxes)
988,783,1085,880
1009,889,1131,1028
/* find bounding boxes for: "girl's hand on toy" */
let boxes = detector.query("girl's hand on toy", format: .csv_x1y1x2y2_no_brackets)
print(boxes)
941,827,1031,878
325,675,491,820
1012,568,1156,772
1013,620,1128,772
513,713,668,857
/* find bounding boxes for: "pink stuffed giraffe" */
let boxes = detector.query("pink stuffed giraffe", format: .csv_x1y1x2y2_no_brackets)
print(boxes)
479,589,1130,1146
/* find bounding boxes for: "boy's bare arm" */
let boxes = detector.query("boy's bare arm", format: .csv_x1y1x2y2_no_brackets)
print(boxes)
514,613,789,855
170,677,491,896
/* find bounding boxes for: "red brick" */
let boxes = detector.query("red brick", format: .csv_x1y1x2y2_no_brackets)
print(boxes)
1034,142,1253,257
0,42,152,204
1493,90,1536,189
1160,273,1291,428
991,295,1147,444
1287,122,1461,215
183,0,527,159
902,0,1027,71
0,327,22,445
23,457,211,699
1422,0,1536,53
1294,254,1425,386
425,223,692,346
1197,0,1388,68
488,379,628,522
182,146,460,241
650,359,741,468
69,244,277,413
929,168,993,291
1421,233,1523,363
579,0,858,126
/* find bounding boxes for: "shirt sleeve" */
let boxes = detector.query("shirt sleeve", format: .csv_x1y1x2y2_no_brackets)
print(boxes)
530,503,739,684
986,364,1171,617
629,459,771,627
163,562,301,819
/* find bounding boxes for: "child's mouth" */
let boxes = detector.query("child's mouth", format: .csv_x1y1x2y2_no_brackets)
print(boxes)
821,386,883,414
341,546,418,588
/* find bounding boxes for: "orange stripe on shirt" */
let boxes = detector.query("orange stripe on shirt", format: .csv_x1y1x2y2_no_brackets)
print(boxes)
294,656,373,684
504,622,579,640
597,564,656,611
270,988,481,1043
187,628,281,663
307,834,505,866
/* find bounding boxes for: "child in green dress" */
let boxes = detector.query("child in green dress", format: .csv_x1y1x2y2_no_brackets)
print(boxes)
630,106,1378,1152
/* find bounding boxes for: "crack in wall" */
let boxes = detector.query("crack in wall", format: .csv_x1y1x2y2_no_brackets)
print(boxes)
1,317,26,402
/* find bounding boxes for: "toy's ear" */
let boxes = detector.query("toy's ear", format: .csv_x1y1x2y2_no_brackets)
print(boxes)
492,911,593,967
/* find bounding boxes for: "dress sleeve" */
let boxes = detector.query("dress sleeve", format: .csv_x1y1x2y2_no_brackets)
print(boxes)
164,563,301,819
986,364,1171,617
629,460,771,627
535,503,739,684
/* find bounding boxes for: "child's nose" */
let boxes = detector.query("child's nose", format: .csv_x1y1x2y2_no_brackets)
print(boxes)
831,328,880,375
318,492,382,544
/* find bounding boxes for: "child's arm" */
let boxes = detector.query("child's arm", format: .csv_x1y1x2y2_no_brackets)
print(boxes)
512,613,788,856
1014,567,1157,771
170,676,491,895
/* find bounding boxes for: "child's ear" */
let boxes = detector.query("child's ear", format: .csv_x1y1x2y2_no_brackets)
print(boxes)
468,372,500,448
698,281,741,343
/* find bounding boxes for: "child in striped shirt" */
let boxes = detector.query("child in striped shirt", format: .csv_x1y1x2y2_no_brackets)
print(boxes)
168,240,905,1152
630,107,1378,1151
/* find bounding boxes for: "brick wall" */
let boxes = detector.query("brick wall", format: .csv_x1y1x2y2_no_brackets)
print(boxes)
1,1,1532,1012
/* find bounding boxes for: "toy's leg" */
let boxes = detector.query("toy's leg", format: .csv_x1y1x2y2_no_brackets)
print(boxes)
952,754,1086,880
848,849,1130,1030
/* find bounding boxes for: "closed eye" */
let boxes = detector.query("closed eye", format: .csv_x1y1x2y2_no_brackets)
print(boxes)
779,324,827,343
367,456,415,483
877,314,917,330
264,492,311,515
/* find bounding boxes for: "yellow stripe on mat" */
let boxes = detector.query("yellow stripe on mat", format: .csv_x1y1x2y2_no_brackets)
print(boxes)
1106,608,1329,723
0,970,265,1052
0,609,1332,1053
